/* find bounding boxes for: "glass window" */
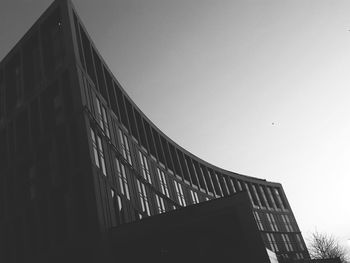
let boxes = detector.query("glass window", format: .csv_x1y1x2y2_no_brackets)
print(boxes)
190,190,199,204
253,211,264,230
267,233,279,252
97,136,106,176
111,189,125,225
157,168,169,197
90,128,99,167
155,194,166,214
174,181,186,206
139,151,152,183
137,180,150,216
115,158,130,200
91,128,106,175
96,97,110,138
118,128,132,165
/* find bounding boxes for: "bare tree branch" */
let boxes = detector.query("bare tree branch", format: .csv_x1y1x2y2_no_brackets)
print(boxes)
308,231,349,263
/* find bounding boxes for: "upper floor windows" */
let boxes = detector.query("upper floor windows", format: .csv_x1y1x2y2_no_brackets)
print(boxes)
115,158,130,200
281,234,293,252
139,151,151,184
90,128,106,175
137,180,150,216
267,213,278,231
157,168,169,197
266,233,279,252
118,128,132,165
190,190,199,204
174,181,186,207
111,189,125,226
281,214,293,232
96,97,110,138
253,211,264,231
155,194,166,214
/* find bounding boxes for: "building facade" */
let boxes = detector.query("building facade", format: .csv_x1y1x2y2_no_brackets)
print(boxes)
0,0,309,262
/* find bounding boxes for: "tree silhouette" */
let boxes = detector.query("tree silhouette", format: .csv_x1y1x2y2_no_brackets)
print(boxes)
308,231,349,263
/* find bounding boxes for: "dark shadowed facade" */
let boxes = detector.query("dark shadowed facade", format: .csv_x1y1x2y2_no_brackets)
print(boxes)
0,0,310,262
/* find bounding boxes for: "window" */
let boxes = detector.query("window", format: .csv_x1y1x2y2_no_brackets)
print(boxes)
281,214,293,232
115,158,130,200
296,234,305,251
253,211,264,230
137,180,150,216
190,190,199,204
155,194,166,214
111,189,125,225
281,234,293,252
139,151,151,183
274,188,287,210
96,97,110,138
174,181,186,206
118,128,132,165
90,128,106,175
267,213,278,231
267,187,278,209
157,168,169,197
266,233,279,252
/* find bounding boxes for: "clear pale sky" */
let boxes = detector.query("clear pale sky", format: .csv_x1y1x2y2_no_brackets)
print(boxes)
1,0,349,252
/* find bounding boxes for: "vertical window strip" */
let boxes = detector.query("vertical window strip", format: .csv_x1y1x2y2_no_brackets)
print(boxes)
267,187,278,209
115,158,130,200
190,190,199,204
139,151,151,183
90,128,100,167
252,184,263,207
254,211,264,230
155,195,166,214
174,181,186,206
97,136,106,175
259,185,270,209
118,129,132,165
157,168,169,197
137,180,150,216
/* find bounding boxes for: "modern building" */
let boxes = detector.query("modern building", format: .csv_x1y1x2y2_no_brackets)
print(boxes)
0,0,310,262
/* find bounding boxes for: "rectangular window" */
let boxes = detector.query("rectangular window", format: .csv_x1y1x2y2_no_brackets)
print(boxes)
97,135,107,175
190,190,199,204
115,158,130,200
267,213,278,231
296,234,305,251
139,151,152,183
157,168,169,197
253,211,264,230
174,181,186,206
155,194,166,214
137,180,150,216
267,233,279,252
91,128,106,175
96,97,110,138
267,187,278,209
111,189,125,225
118,128,132,165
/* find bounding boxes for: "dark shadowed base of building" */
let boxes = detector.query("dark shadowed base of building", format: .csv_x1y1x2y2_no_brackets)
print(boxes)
26,192,272,263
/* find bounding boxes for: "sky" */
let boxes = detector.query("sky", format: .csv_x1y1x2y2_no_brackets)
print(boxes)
1,0,349,253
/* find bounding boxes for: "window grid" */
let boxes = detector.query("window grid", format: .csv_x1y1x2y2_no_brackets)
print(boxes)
157,168,169,197
96,97,110,138
137,180,150,216
97,136,106,175
115,158,130,200
174,181,186,206
267,233,279,252
155,194,166,214
91,128,100,167
139,151,152,183
190,190,199,204
254,211,264,230
118,129,132,165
